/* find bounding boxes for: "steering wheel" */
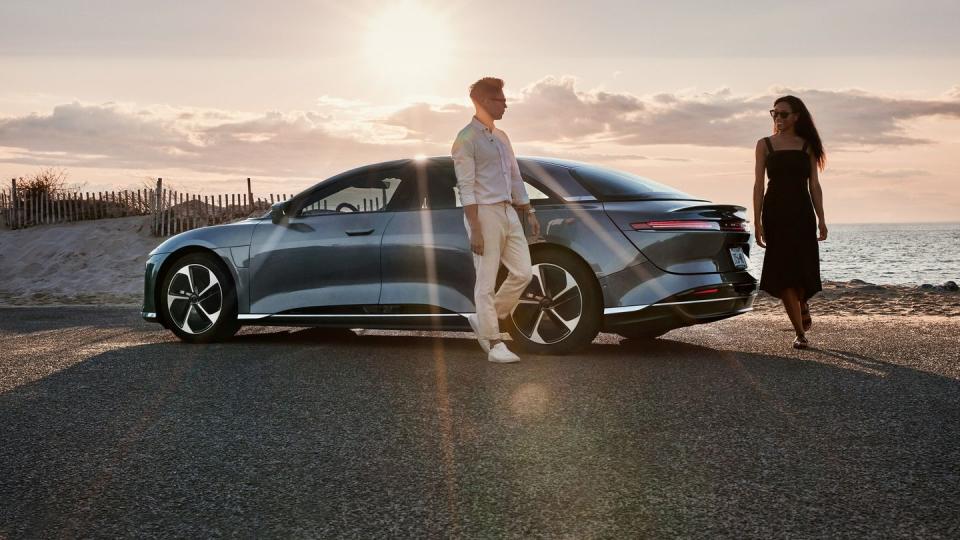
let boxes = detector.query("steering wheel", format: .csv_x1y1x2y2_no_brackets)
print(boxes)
336,202,359,213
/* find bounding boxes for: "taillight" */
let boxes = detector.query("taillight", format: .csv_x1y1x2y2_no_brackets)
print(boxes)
720,220,749,232
678,285,728,299
630,220,720,231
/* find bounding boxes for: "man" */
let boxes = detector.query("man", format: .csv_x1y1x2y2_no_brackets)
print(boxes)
452,77,540,363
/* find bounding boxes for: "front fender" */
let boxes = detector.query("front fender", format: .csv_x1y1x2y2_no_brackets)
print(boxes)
150,220,259,255
143,247,250,324
144,221,260,322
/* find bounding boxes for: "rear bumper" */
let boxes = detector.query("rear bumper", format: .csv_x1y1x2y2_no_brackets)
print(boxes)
602,291,756,331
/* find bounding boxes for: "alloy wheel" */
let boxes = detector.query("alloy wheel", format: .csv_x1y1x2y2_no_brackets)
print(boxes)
166,264,222,334
510,263,583,345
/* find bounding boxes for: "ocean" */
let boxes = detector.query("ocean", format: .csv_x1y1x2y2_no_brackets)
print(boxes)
746,222,960,285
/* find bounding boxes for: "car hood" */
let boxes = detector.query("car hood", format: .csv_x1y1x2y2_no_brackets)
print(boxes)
149,219,260,256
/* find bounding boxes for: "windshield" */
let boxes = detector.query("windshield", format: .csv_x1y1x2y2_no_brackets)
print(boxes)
571,164,701,201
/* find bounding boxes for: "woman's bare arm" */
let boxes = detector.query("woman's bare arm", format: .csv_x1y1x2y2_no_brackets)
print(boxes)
753,139,767,248
809,153,827,240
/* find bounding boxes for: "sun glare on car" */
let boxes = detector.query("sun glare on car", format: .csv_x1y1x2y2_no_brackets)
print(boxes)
363,1,453,84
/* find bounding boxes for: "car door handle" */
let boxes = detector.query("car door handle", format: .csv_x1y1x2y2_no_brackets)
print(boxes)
345,228,375,236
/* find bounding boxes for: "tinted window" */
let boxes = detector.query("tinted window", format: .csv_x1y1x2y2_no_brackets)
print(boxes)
423,165,460,209
298,169,407,216
571,165,700,201
524,181,551,202
423,162,558,209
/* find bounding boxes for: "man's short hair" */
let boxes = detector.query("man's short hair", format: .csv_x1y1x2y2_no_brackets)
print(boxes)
469,77,504,101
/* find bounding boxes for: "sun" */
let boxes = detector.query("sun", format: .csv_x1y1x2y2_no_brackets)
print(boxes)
363,2,453,84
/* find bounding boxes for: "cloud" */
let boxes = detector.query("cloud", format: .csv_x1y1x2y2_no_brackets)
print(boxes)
386,77,960,148
1,79,960,178
0,102,187,162
382,102,470,143
0,101,438,177
829,167,933,179
507,144,692,165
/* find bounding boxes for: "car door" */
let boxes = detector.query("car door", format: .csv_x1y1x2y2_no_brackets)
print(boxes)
378,160,476,314
248,167,407,314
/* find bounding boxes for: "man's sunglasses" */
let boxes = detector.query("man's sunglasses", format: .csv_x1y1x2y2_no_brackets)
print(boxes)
769,110,793,119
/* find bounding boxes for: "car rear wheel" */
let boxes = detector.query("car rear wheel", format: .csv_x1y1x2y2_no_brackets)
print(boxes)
504,249,601,355
160,253,239,343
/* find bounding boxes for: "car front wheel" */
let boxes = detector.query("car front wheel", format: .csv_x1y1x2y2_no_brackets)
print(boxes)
160,253,239,343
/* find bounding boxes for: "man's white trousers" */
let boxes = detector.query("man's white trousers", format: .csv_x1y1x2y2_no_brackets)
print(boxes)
466,202,533,341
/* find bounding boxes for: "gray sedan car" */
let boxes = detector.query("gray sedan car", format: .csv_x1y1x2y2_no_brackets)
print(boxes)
142,157,757,354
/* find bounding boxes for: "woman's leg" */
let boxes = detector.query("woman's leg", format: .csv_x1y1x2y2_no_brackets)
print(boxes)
799,288,811,331
780,287,805,337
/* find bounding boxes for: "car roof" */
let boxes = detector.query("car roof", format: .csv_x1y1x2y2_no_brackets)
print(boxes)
295,156,593,202
331,156,587,175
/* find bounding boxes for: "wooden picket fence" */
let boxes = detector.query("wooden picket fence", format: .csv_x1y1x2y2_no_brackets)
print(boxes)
0,178,292,237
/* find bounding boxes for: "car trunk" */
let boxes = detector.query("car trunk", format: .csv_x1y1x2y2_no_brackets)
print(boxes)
603,201,753,275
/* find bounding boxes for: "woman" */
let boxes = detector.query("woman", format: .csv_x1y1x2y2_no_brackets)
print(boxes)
753,95,828,349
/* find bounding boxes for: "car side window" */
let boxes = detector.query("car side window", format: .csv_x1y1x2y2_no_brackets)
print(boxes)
298,170,406,217
424,165,460,210
419,166,554,209
524,181,551,203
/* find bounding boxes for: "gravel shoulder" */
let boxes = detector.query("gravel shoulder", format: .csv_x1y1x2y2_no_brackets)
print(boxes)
1,307,958,537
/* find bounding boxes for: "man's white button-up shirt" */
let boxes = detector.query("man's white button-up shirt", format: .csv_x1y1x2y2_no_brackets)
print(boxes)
451,117,530,207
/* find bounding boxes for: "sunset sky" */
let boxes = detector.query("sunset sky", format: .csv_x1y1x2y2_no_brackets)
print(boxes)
1,0,958,223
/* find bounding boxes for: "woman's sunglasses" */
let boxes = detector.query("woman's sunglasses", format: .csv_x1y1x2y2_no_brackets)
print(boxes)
769,110,793,119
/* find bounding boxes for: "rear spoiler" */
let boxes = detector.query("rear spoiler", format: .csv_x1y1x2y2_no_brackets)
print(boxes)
671,204,746,213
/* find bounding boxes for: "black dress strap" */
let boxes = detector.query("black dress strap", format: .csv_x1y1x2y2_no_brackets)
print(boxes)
763,137,774,153
801,140,809,153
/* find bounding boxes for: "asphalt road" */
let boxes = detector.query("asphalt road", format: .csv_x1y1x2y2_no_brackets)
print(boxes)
1,307,959,538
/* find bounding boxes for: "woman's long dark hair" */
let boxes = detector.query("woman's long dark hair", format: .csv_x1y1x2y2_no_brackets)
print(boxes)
774,95,826,171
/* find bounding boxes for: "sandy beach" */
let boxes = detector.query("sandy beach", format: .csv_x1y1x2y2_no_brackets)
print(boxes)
0,216,157,306
1,217,958,317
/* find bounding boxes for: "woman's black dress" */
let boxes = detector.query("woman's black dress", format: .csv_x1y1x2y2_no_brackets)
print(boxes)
759,137,822,300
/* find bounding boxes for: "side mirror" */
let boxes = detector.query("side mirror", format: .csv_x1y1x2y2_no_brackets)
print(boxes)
270,202,288,224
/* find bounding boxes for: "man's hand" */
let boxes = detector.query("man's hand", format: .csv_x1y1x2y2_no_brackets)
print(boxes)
470,226,484,255
529,213,541,238
514,204,541,238
464,204,483,255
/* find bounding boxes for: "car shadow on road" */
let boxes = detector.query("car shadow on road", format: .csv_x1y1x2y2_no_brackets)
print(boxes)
807,346,890,371
226,326,723,361
3,327,960,537
222,328,916,383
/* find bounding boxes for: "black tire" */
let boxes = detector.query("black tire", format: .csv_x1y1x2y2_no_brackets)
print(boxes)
503,249,601,355
159,253,239,343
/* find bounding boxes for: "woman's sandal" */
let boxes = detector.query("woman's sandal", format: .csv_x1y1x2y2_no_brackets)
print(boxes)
793,334,809,349
801,301,812,332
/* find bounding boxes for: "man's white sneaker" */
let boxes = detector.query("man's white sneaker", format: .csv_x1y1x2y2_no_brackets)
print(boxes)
488,342,520,363
466,314,490,353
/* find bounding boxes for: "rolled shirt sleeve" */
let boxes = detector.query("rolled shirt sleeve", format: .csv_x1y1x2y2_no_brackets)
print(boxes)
452,129,478,207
